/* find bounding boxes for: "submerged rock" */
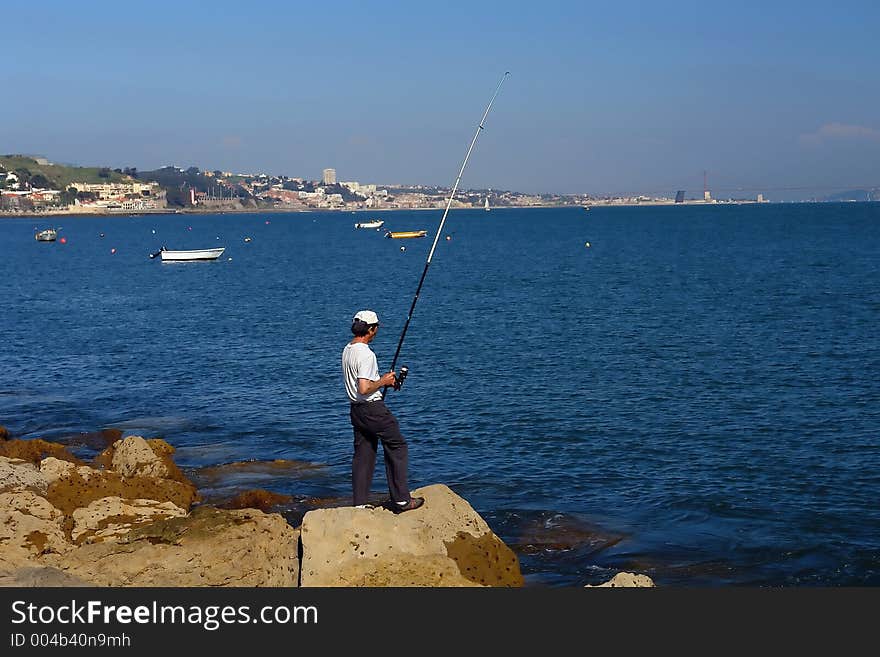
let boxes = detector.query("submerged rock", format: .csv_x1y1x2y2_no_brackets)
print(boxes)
299,483,523,587
190,458,325,490
218,488,293,512
53,428,123,451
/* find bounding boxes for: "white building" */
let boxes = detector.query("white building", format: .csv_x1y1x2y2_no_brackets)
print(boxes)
70,181,159,199
322,168,337,185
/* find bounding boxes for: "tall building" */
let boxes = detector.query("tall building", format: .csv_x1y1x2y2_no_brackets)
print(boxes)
322,168,336,185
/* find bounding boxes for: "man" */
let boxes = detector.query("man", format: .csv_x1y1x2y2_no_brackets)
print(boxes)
342,310,425,513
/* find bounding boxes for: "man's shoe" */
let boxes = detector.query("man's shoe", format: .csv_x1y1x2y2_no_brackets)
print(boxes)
390,497,425,514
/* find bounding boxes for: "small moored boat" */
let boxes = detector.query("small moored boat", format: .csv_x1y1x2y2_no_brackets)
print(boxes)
355,219,384,229
385,230,427,239
151,247,226,261
35,229,57,242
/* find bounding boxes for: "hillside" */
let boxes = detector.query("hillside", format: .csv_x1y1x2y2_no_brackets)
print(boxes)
0,155,131,189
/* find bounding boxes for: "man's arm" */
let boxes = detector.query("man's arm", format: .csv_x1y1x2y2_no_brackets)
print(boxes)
358,372,396,396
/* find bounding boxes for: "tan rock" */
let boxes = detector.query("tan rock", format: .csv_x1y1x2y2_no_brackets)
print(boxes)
71,496,186,544
0,492,71,570
108,436,171,479
95,436,191,485
0,456,49,494
45,506,299,587
586,572,656,587
300,483,523,587
39,457,77,485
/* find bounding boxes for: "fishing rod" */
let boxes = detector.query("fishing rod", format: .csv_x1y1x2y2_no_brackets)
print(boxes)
382,71,510,399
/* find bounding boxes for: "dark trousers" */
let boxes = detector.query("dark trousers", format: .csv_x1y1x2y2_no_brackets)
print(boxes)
349,400,410,506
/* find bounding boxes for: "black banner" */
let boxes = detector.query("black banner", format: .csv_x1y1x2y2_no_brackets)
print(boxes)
0,587,875,652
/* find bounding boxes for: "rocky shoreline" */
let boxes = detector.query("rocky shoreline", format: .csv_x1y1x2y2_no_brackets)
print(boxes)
0,427,652,588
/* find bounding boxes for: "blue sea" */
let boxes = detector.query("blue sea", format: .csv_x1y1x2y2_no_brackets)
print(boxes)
2,203,878,586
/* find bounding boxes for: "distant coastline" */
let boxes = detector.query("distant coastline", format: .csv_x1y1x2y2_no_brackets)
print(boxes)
0,199,800,220
4,197,873,220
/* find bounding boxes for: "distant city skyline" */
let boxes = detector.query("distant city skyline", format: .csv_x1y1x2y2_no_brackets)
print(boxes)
2,1,878,201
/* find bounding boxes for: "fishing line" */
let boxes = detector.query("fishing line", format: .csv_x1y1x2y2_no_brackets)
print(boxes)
382,72,510,398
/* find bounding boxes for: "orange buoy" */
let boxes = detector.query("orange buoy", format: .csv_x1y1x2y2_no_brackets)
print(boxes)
60,237,67,244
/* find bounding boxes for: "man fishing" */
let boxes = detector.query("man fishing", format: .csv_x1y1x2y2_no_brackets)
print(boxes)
342,310,424,513
338,75,508,514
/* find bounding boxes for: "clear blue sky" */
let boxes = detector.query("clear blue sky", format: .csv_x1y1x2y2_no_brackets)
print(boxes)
2,0,878,198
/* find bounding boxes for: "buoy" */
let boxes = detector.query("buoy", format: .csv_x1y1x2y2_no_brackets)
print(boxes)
59,237,67,244
244,237,252,242
227,257,232,261
446,235,452,241
187,226,192,231
111,248,117,254
151,229,156,234
265,220,270,225
400,246,406,252
99,232,105,238
585,242,591,248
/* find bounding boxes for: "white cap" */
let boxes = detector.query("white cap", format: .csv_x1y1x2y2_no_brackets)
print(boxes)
353,310,379,325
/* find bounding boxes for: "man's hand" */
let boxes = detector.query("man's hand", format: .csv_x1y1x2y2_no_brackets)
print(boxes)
358,372,397,396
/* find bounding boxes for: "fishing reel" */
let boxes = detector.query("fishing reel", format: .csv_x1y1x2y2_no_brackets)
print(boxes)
393,365,409,391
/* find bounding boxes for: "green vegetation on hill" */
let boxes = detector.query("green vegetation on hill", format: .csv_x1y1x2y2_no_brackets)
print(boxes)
0,155,131,189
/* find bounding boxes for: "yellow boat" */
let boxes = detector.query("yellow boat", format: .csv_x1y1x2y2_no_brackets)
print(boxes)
385,230,427,239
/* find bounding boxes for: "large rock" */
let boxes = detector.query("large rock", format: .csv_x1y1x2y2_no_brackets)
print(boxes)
44,506,300,587
299,484,523,587
0,492,71,572
0,456,50,494
0,425,9,441
71,496,187,544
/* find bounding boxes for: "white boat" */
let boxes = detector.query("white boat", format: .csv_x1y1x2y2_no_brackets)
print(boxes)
484,198,490,211
35,228,57,241
355,219,384,229
154,247,226,261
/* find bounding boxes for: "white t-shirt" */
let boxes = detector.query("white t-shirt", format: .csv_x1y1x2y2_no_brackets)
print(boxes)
342,342,382,403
